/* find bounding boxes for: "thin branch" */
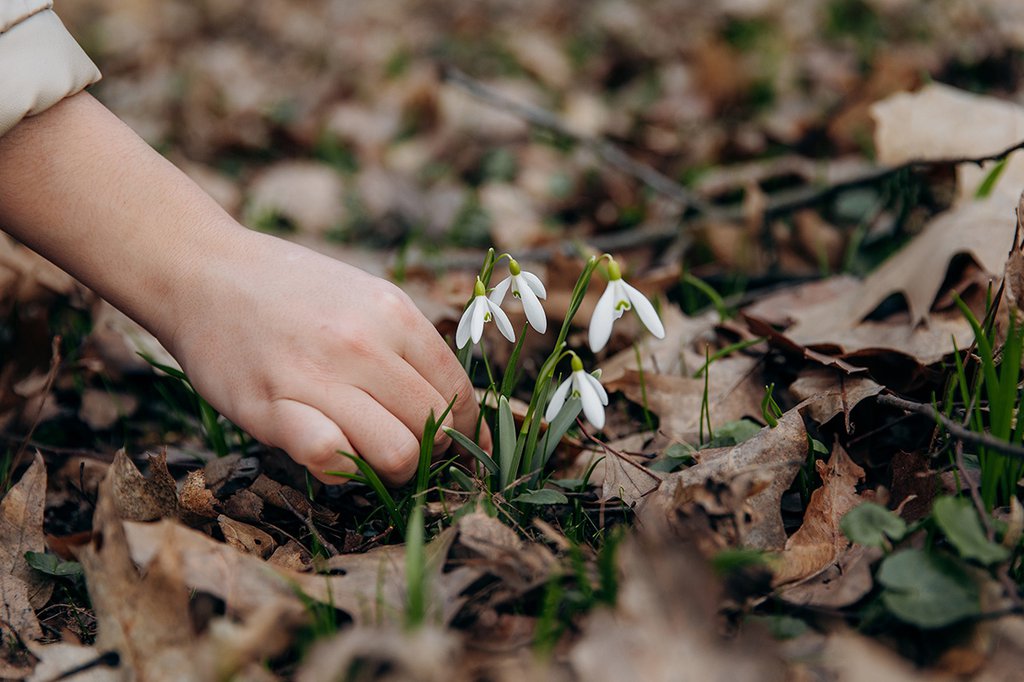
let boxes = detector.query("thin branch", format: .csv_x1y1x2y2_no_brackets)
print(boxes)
877,393,1024,462
442,66,715,216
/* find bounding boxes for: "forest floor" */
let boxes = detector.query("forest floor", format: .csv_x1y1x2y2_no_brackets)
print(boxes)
5,0,1024,679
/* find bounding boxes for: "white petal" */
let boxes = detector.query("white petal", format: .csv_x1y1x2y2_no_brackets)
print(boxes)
611,280,630,319
588,282,618,352
455,300,476,348
517,278,548,333
623,281,665,338
582,371,609,405
576,372,606,429
520,270,547,299
470,296,488,344
545,376,574,422
489,276,512,306
487,299,516,342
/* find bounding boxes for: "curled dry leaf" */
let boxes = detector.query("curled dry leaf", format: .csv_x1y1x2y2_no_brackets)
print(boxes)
109,449,179,522
790,367,884,429
772,441,866,587
179,470,219,520
638,408,808,550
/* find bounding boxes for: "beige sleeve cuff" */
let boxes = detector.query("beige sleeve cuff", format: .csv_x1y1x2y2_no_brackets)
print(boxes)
0,9,101,138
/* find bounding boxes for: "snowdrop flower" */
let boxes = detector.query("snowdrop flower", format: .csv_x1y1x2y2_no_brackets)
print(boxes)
489,258,548,333
456,278,516,348
589,258,666,353
545,354,609,430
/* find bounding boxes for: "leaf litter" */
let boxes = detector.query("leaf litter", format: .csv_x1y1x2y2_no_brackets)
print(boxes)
9,1,1024,679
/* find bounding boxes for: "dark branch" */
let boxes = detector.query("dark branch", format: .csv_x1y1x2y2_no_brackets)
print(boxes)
878,393,1024,462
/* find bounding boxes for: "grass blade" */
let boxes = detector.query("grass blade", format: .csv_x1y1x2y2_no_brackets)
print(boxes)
443,427,499,476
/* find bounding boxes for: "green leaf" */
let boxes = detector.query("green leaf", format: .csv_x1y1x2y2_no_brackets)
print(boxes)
538,397,582,469
443,427,499,476
975,156,1008,198
497,396,517,489
840,502,907,548
877,549,980,628
932,496,1010,565
702,419,761,448
25,551,83,581
510,489,568,505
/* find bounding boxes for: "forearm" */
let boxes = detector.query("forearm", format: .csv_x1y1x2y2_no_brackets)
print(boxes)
0,91,250,343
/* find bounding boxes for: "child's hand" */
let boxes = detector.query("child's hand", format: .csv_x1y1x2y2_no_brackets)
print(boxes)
165,231,487,485
0,92,486,485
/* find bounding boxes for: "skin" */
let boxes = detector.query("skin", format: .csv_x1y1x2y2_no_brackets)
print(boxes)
0,91,489,485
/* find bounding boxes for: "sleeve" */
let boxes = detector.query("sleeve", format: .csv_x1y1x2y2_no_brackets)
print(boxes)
0,4,101,138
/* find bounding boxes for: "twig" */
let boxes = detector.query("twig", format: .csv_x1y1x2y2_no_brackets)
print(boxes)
877,393,1024,462
442,66,715,216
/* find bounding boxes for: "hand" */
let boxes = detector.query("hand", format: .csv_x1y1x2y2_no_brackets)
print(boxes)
165,230,489,485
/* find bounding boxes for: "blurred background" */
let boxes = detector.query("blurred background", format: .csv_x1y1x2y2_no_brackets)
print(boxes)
54,0,1024,282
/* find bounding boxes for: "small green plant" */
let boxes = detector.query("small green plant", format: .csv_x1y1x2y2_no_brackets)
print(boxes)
842,497,1015,629
447,249,667,506
949,295,1024,509
140,354,235,458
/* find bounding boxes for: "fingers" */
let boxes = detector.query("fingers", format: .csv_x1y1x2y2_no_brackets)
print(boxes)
260,399,358,485
401,323,485,444
324,386,422,486
357,358,454,450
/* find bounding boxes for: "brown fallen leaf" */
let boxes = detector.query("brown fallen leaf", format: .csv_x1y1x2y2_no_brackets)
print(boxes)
179,470,219,520
76,469,201,680
569,530,785,682
217,515,276,559
296,626,464,682
25,642,119,682
456,512,557,593
268,540,312,572
0,454,51,610
123,519,481,627
606,354,765,443
779,544,881,609
109,449,179,522
772,441,866,586
638,408,807,550
790,367,884,429
594,450,665,507
78,389,139,431
599,306,717,385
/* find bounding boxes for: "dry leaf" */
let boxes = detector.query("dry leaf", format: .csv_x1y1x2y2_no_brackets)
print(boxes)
217,515,276,558
790,368,884,428
772,441,865,586
606,354,765,443
456,512,557,592
78,389,139,430
779,544,881,609
0,455,51,611
180,470,219,519
296,626,464,682
123,519,480,627
25,642,119,682
569,531,784,682
109,449,179,522
594,450,665,507
268,540,312,572
76,472,201,680
639,408,807,550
